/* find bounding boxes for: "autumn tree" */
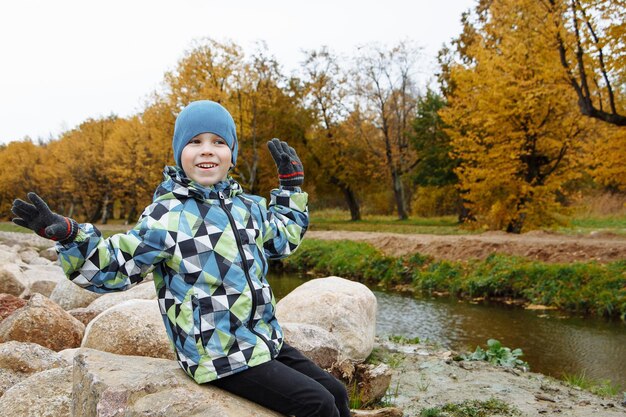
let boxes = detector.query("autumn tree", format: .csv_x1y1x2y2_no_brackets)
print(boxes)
57,116,118,222
442,0,588,232
0,140,42,216
581,121,626,192
353,42,422,220
164,38,242,109
232,45,308,195
410,90,464,218
299,48,374,220
546,0,626,126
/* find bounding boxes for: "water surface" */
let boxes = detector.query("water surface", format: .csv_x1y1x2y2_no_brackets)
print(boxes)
268,272,626,387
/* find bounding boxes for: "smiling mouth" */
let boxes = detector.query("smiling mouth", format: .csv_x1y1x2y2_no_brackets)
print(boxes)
196,163,217,169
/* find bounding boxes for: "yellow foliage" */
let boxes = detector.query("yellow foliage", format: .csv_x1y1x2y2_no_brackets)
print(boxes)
581,122,626,191
442,0,588,232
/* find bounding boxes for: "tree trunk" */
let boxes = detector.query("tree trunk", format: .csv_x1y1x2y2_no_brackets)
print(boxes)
100,194,110,225
328,175,361,221
89,203,102,224
506,214,525,234
126,205,138,225
342,185,361,221
392,169,408,220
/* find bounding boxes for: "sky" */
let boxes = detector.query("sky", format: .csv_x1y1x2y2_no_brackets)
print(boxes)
0,0,475,145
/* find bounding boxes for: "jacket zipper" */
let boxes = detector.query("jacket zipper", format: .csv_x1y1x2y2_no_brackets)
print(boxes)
218,191,277,357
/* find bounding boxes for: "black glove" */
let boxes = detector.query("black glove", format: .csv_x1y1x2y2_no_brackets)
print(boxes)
11,192,79,244
267,138,304,187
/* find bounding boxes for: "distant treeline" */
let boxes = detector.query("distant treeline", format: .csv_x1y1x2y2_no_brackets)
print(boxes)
1,0,624,232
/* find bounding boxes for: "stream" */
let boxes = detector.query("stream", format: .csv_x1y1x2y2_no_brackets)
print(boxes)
268,272,626,388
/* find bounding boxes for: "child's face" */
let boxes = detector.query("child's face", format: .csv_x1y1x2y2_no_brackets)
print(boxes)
181,132,233,187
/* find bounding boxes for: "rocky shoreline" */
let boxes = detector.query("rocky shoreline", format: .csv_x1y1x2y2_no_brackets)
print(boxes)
374,338,626,416
0,230,624,417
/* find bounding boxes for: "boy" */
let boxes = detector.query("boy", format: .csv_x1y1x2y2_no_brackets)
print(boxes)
12,100,350,417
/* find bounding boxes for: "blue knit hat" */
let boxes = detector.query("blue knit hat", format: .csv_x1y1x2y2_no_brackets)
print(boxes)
172,100,238,168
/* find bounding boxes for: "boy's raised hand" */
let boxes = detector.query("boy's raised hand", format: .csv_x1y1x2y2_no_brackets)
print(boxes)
267,138,304,187
11,192,78,244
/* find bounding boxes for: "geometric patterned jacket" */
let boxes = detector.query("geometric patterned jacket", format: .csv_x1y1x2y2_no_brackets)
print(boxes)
57,165,308,383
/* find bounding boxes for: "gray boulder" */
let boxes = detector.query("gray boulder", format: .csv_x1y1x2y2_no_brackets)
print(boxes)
0,263,26,297
281,322,343,369
82,299,174,360
85,281,157,314
276,276,377,362
50,277,101,311
72,348,282,417
0,366,72,416
0,341,69,374
21,264,66,297
39,247,58,262
18,248,40,264
0,245,19,264
0,341,69,397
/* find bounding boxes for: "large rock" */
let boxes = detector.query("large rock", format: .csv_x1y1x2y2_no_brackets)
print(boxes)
0,366,72,416
281,322,343,369
0,294,27,322
0,341,69,397
0,341,69,374
21,264,66,298
276,276,377,362
0,293,84,351
39,247,58,262
72,348,282,417
85,281,157,314
354,363,393,406
50,277,101,311
82,299,174,360
0,263,26,297
0,245,19,264
57,348,80,364
18,248,41,264
67,307,101,326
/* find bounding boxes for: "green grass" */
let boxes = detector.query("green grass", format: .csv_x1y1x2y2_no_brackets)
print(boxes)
309,209,470,235
311,208,626,235
420,398,521,416
557,215,626,236
562,372,623,397
0,222,33,233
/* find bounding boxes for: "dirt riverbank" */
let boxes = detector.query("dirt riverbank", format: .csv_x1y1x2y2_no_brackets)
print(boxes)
307,230,626,263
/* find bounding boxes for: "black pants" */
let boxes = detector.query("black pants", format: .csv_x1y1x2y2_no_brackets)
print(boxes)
211,343,350,417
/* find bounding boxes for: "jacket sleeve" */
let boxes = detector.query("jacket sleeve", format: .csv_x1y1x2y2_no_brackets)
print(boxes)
261,187,309,260
56,202,177,293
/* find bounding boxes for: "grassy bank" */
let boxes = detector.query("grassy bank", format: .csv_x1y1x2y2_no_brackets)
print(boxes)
309,210,469,235
280,239,626,320
308,209,626,236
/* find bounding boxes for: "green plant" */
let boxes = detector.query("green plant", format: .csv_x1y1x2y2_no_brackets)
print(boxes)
348,379,362,409
562,372,623,397
421,398,521,416
388,334,420,344
421,408,444,417
366,347,403,369
379,381,400,407
462,339,529,369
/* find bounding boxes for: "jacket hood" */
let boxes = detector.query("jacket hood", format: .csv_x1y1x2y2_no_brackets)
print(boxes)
153,166,243,202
